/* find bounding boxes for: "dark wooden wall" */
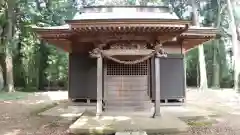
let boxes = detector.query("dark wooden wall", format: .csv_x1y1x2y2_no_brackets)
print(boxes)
68,53,97,99
68,53,185,100
151,54,185,100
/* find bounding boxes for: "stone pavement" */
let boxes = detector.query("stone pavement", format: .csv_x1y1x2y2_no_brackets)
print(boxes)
39,90,224,135
39,103,215,120
39,104,94,118
69,111,189,135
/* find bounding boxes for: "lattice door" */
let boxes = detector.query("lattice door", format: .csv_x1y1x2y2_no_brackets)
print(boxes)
104,58,152,112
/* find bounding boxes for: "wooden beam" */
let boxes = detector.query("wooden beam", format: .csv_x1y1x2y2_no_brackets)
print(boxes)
74,34,156,43
72,32,181,43
183,39,210,51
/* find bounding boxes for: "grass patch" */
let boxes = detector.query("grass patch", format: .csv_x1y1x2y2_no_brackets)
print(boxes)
186,116,218,127
0,91,32,101
187,120,213,127
30,102,58,116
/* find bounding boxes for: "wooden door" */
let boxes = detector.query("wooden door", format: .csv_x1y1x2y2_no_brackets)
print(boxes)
103,59,152,112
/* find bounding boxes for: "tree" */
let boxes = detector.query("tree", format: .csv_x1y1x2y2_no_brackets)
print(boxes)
200,0,228,88
191,0,208,90
4,0,16,92
226,0,239,91
211,1,222,88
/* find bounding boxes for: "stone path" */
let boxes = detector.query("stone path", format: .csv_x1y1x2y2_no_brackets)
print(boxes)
69,112,188,135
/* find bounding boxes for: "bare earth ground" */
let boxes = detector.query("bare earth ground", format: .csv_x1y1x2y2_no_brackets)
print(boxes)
0,91,71,135
185,88,240,135
1,89,240,135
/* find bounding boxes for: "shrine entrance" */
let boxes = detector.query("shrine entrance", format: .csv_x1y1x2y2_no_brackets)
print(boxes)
103,57,152,112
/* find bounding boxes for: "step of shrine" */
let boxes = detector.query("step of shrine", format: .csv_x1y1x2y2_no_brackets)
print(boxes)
68,111,189,135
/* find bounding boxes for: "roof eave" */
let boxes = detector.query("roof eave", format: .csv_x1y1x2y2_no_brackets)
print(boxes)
65,19,191,24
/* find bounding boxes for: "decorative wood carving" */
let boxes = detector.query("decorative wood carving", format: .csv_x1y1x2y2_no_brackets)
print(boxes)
103,49,153,56
94,43,107,49
109,42,148,50
89,48,101,58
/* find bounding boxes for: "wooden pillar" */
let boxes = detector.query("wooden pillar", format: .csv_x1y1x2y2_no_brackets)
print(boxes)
96,54,103,117
154,55,161,116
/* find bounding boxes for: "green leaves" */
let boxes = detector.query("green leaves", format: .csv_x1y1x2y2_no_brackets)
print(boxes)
10,0,77,90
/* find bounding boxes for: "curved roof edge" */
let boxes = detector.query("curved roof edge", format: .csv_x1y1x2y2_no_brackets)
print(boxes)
31,24,70,30
73,5,179,20
72,12,179,20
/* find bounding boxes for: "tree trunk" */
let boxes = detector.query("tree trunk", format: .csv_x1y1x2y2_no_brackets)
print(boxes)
226,0,239,91
191,0,208,90
0,55,5,91
5,0,15,92
212,40,220,88
212,2,222,88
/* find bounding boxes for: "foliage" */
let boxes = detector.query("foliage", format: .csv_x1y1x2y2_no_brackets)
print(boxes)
0,0,237,91
45,46,68,88
2,0,77,91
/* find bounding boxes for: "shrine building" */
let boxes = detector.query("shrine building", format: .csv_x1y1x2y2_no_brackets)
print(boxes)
33,6,217,117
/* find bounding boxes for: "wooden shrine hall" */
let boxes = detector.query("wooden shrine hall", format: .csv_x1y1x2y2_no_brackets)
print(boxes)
33,6,217,117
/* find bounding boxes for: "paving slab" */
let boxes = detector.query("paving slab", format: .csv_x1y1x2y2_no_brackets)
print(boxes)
69,112,189,135
39,105,95,118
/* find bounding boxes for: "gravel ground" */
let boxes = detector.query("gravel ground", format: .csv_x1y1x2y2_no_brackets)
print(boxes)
185,89,240,135
186,118,237,135
1,90,240,135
